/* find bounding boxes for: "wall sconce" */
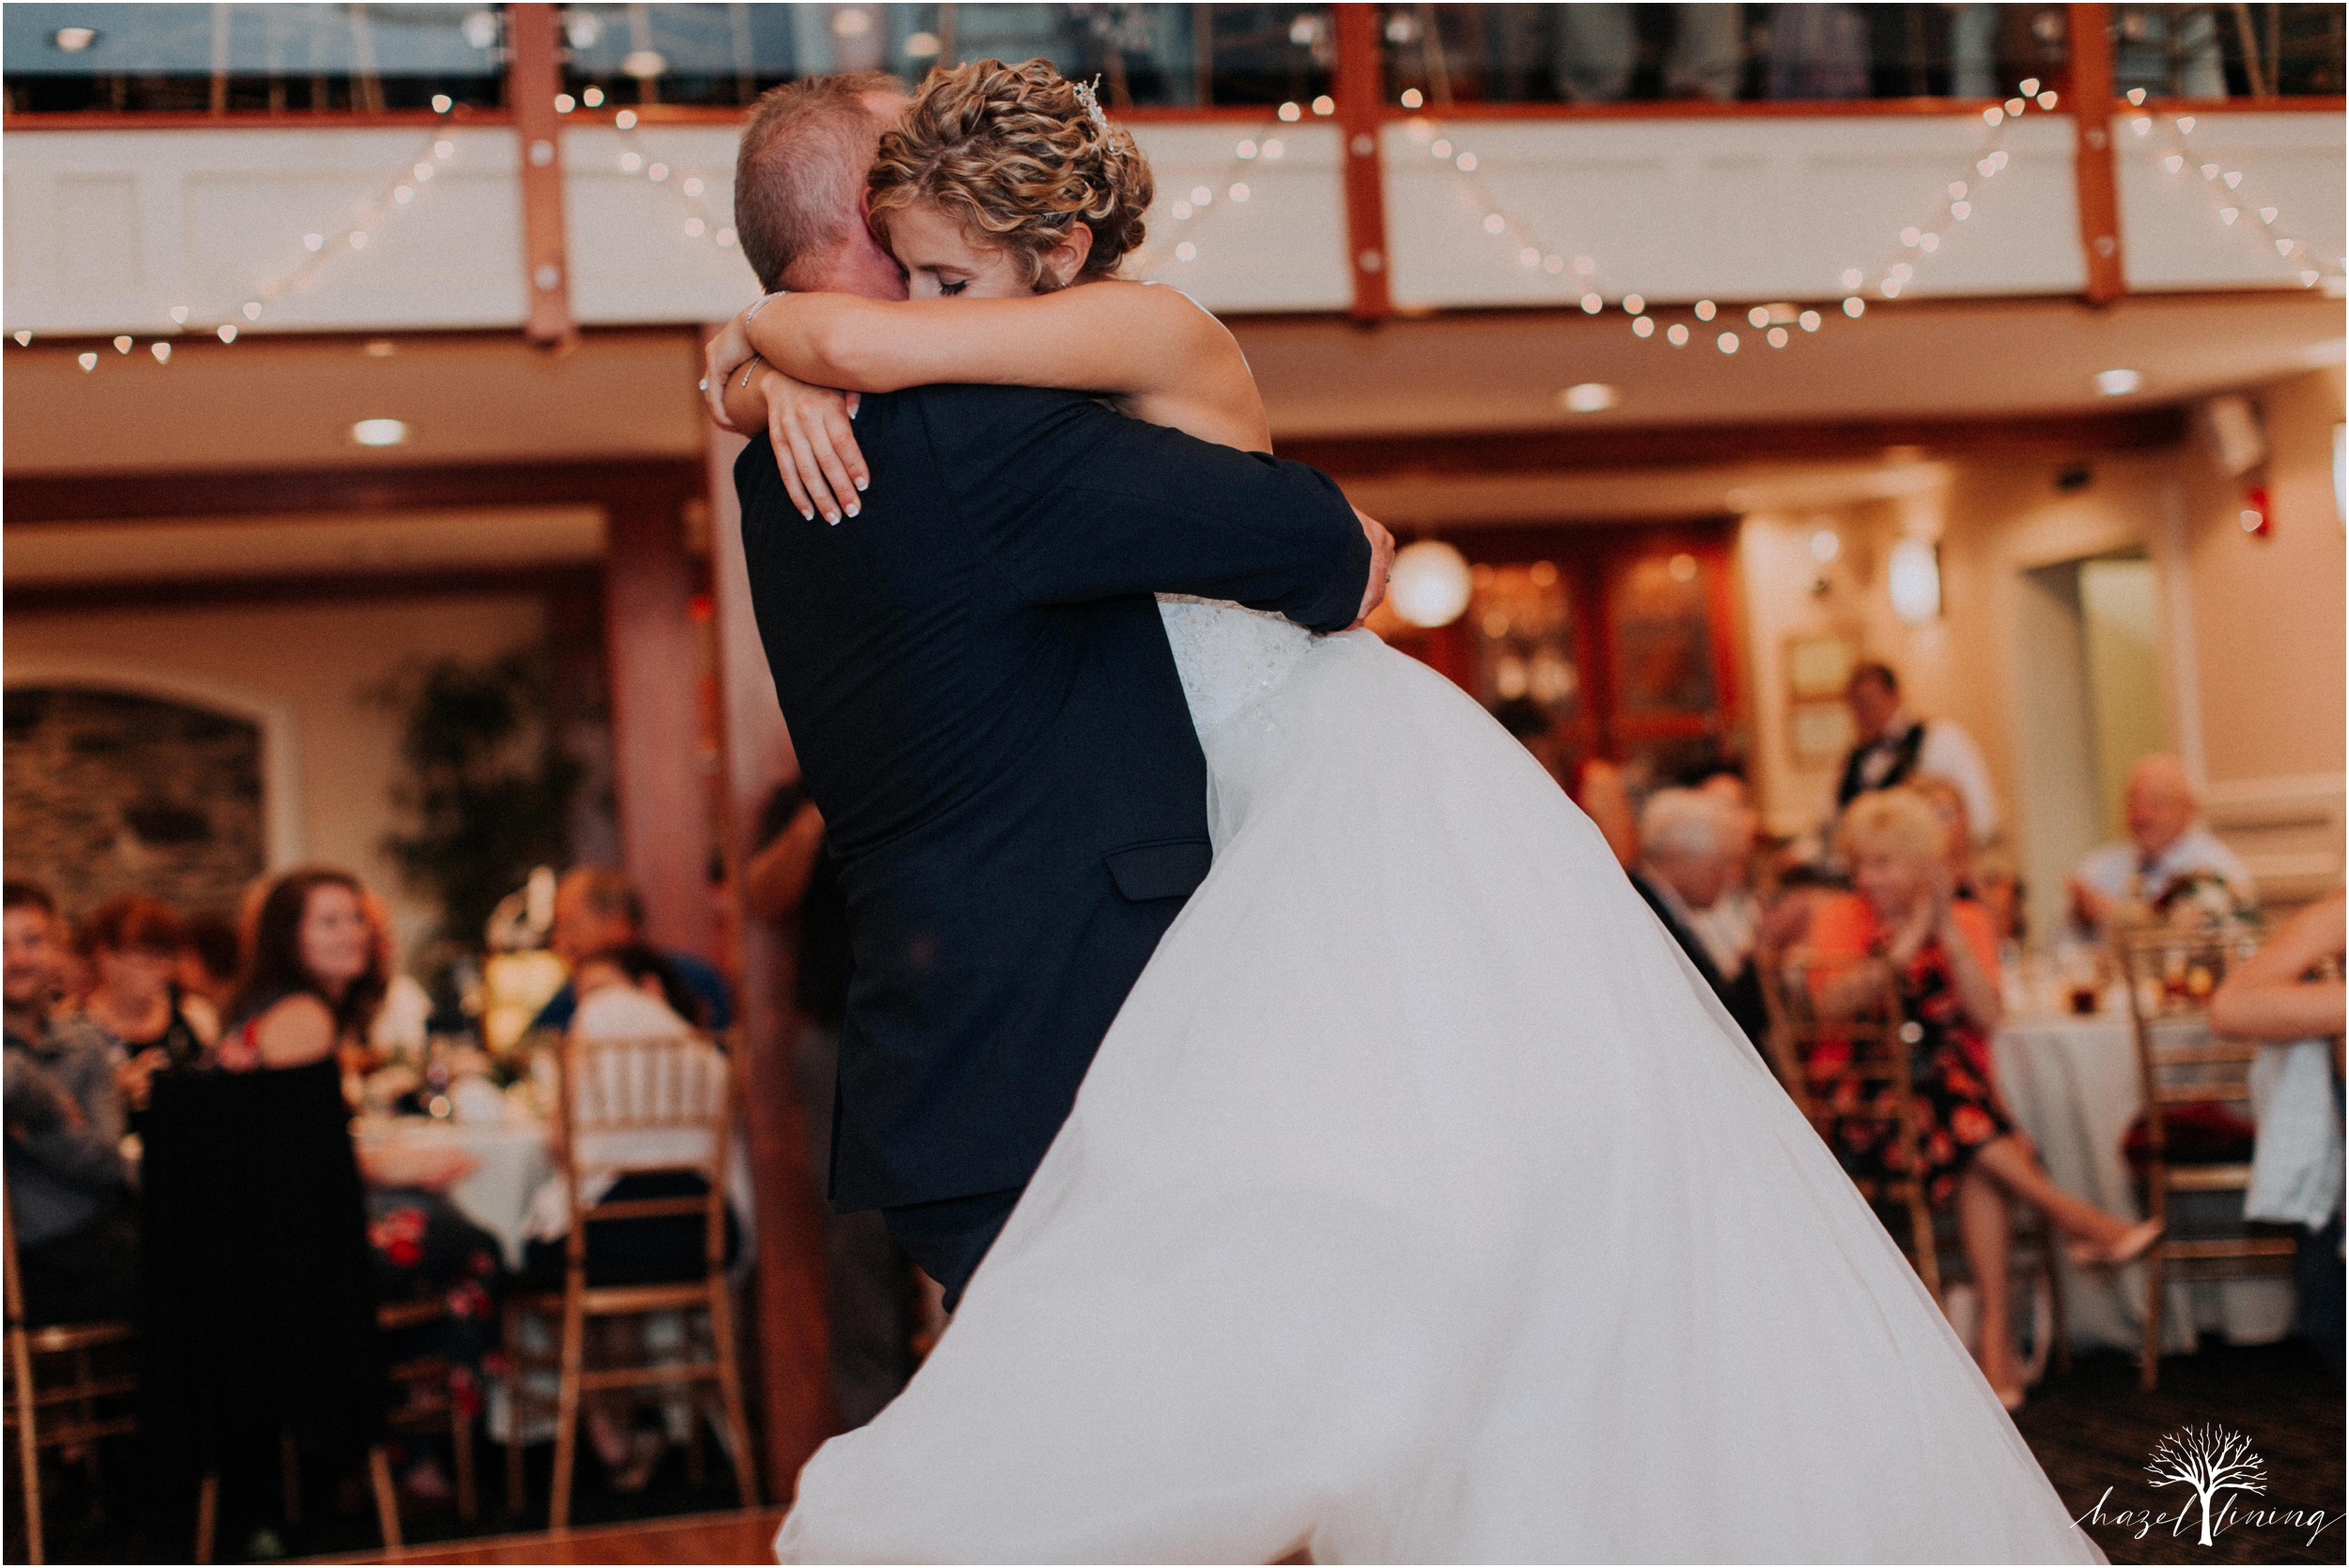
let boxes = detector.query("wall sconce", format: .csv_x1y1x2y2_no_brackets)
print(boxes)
1888,537,1942,623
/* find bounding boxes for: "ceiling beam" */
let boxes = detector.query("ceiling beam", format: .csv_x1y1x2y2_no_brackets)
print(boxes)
1277,408,2189,478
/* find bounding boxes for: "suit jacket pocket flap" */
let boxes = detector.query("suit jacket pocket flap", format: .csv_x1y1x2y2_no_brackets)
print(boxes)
1102,839,1212,903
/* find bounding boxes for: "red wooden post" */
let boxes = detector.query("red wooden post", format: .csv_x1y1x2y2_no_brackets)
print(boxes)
601,492,714,955
507,3,576,343
1332,4,1393,322
2065,3,2128,304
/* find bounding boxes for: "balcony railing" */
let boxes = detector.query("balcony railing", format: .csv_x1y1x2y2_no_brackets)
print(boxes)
5,2,2340,121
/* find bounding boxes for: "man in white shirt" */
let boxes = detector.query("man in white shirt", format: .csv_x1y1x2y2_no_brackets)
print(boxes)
2069,753,2256,935
1836,661,1999,846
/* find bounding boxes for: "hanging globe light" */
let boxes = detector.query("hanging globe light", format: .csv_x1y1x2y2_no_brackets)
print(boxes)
1389,540,1473,629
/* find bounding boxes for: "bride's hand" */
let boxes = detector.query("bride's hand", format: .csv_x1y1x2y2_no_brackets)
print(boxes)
1349,506,1395,628
757,365,869,524
703,313,760,430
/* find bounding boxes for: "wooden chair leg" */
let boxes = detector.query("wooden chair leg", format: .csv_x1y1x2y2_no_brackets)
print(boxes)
194,1470,219,1565
548,1293,586,1530
501,1300,528,1517
368,1443,402,1551
706,1281,760,1509
450,1397,477,1522
279,1430,303,1529
10,1327,45,1566
2139,1240,2166,1391
684,1399,708,1491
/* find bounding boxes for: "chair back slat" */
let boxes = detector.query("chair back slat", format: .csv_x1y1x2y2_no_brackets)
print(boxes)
549,1030,737,1269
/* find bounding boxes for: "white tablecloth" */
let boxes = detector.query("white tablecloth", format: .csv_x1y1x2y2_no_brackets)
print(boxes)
1994,1012,2295,1354
352,1112,555,1269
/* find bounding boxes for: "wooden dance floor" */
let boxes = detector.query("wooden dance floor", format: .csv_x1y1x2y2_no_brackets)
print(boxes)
313,1507,788,1564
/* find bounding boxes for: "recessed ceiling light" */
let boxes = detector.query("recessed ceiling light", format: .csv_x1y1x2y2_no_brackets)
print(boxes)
2094,367,2142,396
350,418,411,447
51,25,98,51
363,339,397,357
1558,382,1619,413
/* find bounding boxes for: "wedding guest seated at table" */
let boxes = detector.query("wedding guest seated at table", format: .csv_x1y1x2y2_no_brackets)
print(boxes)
1689,768,1764,985
226,867,504,1501
528,869,734,1034
1908,772,2024,941
1800,789,2161,1409
176,909,242,1020
77,893,215,1116
522,943,742,1493
2068,754,2256,938
1630,790,1768,1047
2210,892,2346,1372
3,880,137,1327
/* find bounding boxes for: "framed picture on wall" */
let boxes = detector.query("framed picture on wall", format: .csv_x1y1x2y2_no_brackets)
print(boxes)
1784,631,1858,700
1788,700,1856,763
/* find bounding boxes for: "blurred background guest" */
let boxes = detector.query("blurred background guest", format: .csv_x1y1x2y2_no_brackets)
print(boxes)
1553,3,1745,103
1631,789,1767,1046
3,880,137,1326
1688,768,1764,986
227,867,502,1501
2211,892,2345,1371
1908,772,2024,940
175,909,243,1022
1799,789,2157,1407
745,777,917,1427
2068,753,2257,937
76,895,214,1120
1836,660,1998,847
528,868,732,1034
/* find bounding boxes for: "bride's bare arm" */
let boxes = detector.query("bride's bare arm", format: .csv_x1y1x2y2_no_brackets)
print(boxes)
750,282,1272,454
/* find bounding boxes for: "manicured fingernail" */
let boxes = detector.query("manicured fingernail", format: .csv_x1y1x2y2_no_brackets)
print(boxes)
824,509,839,523
855,476,868,491
801,508,814,520
845,503,860,518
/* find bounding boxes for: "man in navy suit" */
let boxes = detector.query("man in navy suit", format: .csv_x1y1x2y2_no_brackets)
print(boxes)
720,75,1386,1307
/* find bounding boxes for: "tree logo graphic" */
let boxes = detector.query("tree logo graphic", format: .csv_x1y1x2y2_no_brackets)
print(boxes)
2144,1423,2269,1547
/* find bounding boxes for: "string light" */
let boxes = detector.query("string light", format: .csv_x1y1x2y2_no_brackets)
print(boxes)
19,101,465,370
2138,111,2340,291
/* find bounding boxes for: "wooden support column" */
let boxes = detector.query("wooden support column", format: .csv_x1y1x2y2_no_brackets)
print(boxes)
706,410,841,1496
507,3,575,343
602,493,714,955
2065,3,2127,304
1332,3,1392,322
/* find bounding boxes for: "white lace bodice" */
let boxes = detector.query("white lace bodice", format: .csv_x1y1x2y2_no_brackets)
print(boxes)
1155,595,1316,735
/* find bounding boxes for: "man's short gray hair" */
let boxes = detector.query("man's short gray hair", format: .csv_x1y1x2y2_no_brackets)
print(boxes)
1640,788,1731,862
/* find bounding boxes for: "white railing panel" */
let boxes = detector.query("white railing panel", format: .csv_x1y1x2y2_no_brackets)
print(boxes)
4,128,525,334
564,125,760,325
2113,111,2346,292
1382,112,2085,309
1125,121,1354,314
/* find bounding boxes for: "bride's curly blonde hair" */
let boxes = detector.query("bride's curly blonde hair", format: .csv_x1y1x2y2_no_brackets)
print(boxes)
866,58,1153,290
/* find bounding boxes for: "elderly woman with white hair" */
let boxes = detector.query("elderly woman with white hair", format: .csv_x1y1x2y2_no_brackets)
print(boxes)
1801,787,2159,1409
1631,788,1767,1044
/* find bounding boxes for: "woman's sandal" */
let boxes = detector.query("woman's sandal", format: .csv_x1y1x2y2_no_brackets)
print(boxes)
2067,1218,2165,1269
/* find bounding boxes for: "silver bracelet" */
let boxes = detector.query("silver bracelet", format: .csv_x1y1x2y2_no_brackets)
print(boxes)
739,354,762,389
744,289,786,321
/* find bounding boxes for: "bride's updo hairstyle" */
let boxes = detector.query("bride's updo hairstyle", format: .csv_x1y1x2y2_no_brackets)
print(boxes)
866,58,1153,290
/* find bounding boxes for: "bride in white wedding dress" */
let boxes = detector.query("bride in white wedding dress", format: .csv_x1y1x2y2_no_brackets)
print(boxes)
713,59,2108,1564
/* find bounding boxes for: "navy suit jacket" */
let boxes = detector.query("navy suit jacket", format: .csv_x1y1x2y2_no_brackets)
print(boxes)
737,383,1369,1212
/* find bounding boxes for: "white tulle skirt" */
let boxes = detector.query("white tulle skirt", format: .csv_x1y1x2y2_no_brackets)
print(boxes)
777,630,2102,1564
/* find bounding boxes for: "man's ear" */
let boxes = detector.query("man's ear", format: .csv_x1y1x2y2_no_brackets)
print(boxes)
1040,222,1095,289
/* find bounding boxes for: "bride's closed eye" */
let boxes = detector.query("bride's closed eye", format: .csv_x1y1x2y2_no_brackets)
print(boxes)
936,277,970,298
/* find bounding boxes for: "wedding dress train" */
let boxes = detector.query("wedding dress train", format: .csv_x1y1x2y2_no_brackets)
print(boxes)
776,599,2102,1563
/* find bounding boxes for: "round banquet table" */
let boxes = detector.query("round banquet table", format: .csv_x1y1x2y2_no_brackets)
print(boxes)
1993,1009,2295,1355
351,1110,555,1269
